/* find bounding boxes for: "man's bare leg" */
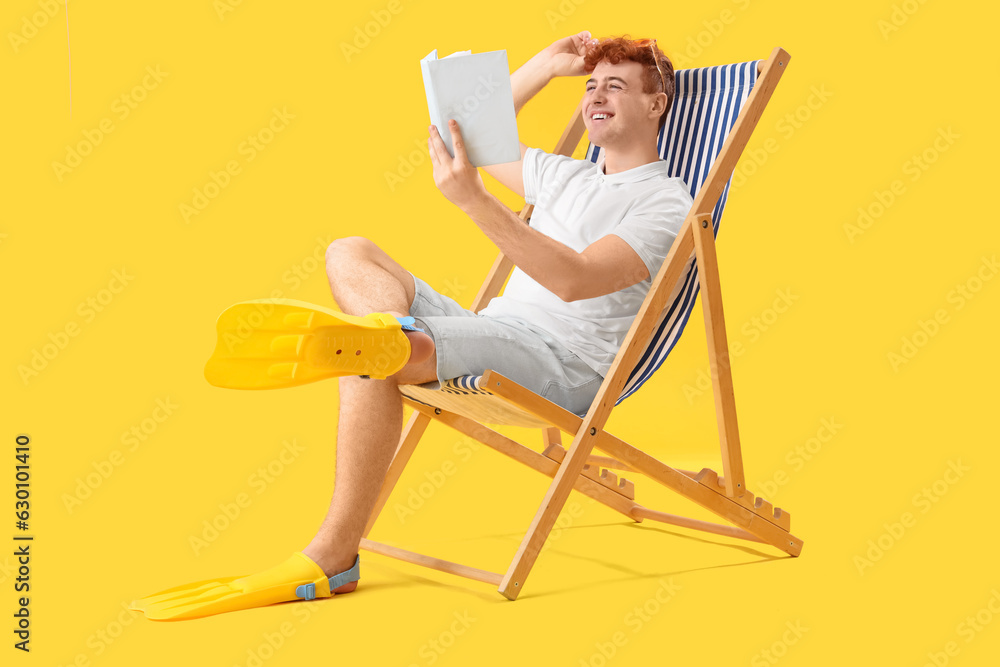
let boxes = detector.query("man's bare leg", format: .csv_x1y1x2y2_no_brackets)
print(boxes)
301,237,437,582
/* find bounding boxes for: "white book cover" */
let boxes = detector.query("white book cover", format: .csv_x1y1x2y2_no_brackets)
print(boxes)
420,49,520,168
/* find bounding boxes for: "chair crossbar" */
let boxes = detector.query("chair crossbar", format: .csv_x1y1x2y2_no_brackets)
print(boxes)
359,538,503,586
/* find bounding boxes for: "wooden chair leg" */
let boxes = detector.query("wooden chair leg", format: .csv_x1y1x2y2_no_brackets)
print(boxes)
362,410,432,537
693,213,746,498
499,429,600,599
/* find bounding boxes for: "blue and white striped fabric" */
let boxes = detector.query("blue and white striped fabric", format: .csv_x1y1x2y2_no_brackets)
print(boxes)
585,59,760,405
401,60,761,424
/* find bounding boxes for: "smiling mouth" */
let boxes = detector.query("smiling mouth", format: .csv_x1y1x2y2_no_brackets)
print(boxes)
591,113,614,123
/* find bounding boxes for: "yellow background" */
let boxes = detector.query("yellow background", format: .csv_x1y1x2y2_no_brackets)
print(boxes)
3,0,998,664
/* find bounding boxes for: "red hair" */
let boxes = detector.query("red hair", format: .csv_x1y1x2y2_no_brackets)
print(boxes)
584,35,675,133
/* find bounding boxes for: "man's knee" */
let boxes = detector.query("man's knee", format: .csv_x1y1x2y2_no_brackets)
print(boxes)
325,237,384,287
325,236,416,311
326,236,377,267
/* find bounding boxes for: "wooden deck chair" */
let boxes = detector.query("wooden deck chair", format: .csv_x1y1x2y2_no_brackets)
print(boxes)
360,47,801,600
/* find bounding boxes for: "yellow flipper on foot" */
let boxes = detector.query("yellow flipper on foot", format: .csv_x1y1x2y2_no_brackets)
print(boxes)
204,298,418,389
130,552,360,621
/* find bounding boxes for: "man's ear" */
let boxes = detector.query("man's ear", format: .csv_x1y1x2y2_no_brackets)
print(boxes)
649,92,667,120
654,92,668,115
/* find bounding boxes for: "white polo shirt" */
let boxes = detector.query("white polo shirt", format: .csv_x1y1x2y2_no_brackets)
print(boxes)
478,147,693,378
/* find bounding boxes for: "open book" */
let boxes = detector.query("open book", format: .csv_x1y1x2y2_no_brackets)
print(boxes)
420,49,520,168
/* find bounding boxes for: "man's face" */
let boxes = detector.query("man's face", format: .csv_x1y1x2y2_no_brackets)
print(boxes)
583,59,661,150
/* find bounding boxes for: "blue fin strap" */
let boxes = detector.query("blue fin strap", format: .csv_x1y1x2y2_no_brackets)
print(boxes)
326,554,361,590
295,555,361,601
396,316,423,332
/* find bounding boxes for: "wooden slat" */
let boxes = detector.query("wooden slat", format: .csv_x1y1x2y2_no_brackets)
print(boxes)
401,380,551,428
581,465,635,500
543,442,635,472
552,96,587,157
694,468,791,532
587,455,635,472
630,507,765,543
471,235,519,312
693,213,745,497
405,400,639,520
360,538,502,586
543,444,635,499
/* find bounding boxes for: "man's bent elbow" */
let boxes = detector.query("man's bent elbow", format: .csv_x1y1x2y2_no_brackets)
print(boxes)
562,272,649,302
557,282,594,303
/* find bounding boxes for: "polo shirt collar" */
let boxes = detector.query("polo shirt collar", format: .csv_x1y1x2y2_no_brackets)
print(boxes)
590,152,670,185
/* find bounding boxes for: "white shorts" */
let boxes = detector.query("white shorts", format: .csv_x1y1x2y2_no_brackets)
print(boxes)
408,273,604,415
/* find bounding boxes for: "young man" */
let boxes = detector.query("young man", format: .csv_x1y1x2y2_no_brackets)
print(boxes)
132,32,693,620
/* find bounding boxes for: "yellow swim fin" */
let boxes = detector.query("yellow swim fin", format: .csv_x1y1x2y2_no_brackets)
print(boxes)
130,552,360,621
204,298,419,389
